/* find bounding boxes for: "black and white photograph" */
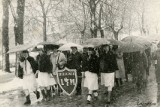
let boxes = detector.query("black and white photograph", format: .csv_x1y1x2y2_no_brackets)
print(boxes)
0,0,160,107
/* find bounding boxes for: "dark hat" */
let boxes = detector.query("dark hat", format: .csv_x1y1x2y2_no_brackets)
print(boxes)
22,50,29,53
112,45,118,50
45,44,59,50
71,46,77,49
101,44,110,48
88,47,94,51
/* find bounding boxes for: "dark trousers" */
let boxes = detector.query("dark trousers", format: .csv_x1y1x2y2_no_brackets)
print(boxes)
76,77,82,95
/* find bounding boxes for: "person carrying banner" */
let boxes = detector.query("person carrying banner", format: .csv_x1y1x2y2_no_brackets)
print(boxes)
83,47,99,104
18,50,40,105
49,45,67,95
67,46,82,95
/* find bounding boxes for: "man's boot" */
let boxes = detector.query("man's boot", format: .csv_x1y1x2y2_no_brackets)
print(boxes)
87,94,92,104
47,89,51,101
41,90,47,101
93,91,98,100
34,91,40,99
24,95,31,105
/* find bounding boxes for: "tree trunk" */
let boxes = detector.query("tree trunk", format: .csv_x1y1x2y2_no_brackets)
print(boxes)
113,31,119,40
43,15,47,41
89,0,97,38
2,0,10,72
16,0,25,44
100,29,104,38
14,0,25,74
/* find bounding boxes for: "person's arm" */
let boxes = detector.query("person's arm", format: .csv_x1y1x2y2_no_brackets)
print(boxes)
143,52,148,68
59,53,67,65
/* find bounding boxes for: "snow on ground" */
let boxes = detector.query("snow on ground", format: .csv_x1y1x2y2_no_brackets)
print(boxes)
0,77,23,93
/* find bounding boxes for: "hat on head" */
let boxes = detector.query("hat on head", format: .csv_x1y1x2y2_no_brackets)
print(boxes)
45,44,59,50
112,45,118,50
88,47,94,51
22,50,29,53
71,46,77,49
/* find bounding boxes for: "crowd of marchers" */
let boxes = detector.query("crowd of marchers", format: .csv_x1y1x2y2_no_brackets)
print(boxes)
17,42,160,105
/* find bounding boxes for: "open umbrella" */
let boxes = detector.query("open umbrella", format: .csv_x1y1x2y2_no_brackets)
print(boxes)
37,41,58,46
8,43,35,53
58,43,83,51
84,38,110,47
121,36,152,49
118,42,145,53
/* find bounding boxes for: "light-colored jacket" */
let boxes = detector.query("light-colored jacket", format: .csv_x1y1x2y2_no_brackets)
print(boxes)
50,52,67,74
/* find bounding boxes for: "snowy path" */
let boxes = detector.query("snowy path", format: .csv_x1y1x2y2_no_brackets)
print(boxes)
0,65,158,107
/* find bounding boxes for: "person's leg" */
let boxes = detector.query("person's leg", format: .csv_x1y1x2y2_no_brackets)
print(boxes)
93,90,98,99
107,86,113,103
115,78,120,87
76,77,82,95
50,85,55,97
41,87,47,101
33,90,40,99
120,78,123,85
87,90,92,104
46,86,51,101
24,90,31,105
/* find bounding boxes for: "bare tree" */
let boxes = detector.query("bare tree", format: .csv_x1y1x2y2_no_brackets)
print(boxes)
9,0,25,73
102,0,127,40
2,0,10,72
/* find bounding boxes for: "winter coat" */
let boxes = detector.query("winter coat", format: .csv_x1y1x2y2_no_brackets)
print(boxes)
18,56,38,79
67,51,82,76
131,52,148,84
100,51,118,73
81,53,89,72
36,54,53,73
87,54,99,74
153,48,160,83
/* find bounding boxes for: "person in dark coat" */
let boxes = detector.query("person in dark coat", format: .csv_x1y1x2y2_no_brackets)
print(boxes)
100,44,117,104
83,47,99,104
82,47,89,72
18,50,40,105
132,51,148,92
112,45,121,86
36,48,53,101
67,46,82,95
123,53,133,81
145,47,151,76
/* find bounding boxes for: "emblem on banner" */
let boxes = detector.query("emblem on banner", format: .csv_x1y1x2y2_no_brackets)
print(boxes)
57,67,77,96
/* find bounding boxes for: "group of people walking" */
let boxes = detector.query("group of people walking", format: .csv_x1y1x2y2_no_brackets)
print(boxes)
17,42,153,105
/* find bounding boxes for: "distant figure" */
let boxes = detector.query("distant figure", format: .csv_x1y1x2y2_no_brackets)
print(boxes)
18,50,40,105
123,53,133,81
116,51,126,83
112,45,121,87
153,42,160,84
132,51,148,92
145,47,151,76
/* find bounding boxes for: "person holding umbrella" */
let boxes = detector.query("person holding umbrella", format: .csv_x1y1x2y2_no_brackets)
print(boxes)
18,50,40,105
48,45,67,95
132,50,148,92
82,47,99,104
36,47,54,101
100,44,117,104
153,42,160,85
